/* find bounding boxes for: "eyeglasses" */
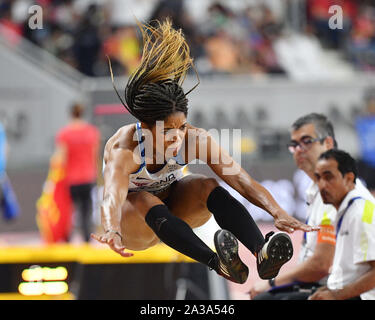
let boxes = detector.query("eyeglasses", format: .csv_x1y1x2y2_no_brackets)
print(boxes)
287,136,325,154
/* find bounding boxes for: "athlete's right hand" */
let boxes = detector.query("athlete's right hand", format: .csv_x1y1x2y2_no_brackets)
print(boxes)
91,231,134,258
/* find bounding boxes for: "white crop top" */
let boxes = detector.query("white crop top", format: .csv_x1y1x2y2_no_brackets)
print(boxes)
126,122,189,195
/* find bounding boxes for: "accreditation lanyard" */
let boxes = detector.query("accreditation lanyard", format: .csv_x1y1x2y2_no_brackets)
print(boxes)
336,197,362,238
303,188,319,242
303,216,309,242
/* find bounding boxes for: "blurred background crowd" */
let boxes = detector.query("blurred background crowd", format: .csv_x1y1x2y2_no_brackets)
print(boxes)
1,0,375,78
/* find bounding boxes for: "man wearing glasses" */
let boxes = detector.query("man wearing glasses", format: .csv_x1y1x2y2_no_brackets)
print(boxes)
250,113,339,299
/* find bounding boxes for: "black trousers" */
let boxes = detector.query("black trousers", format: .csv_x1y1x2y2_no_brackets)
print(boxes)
69,183,94,242
252,282,321,300
252,283,362,300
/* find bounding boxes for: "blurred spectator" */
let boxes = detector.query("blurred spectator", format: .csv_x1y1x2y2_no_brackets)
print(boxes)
0,1,23,46
72,4,101,76
355,88,375,197
347,5,375,71
54,103,100,242
0,121,20,222
204,30,241,73
306,0,357,50
103,25,141,75
255,5,285,74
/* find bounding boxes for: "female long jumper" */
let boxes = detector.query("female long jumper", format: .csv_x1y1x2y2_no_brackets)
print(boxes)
92,20,318,284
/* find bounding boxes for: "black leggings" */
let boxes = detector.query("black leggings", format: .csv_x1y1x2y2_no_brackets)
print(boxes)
69,183,93,242
144,186,266,270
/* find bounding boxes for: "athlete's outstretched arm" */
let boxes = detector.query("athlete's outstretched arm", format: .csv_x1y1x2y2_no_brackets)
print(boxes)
91,147,137,257
191,128,318,233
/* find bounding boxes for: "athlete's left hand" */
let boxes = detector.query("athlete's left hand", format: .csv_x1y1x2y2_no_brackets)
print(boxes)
274,210,319,233
91,231,134,258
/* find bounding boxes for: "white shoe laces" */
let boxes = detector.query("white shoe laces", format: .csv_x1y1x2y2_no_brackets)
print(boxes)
257,238,271,264
218,261,231,278
257,248,268,264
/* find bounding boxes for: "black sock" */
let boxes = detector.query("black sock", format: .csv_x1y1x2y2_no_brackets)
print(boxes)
207,186,265,254
145,204,218,270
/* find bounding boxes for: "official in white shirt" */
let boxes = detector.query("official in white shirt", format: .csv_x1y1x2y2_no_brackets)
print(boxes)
309,149,375,300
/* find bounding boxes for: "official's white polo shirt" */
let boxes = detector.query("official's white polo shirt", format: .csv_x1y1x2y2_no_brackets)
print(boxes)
327,185,375,300
299,179,372,286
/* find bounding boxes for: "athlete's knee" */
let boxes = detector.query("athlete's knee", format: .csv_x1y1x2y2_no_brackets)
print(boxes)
200,177,220,200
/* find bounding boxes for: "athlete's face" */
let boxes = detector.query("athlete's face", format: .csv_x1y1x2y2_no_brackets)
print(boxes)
289,123,332,179
314,158,355,209
151,112,187,159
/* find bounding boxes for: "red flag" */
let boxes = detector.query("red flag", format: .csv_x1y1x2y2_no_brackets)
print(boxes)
36,158,73,243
